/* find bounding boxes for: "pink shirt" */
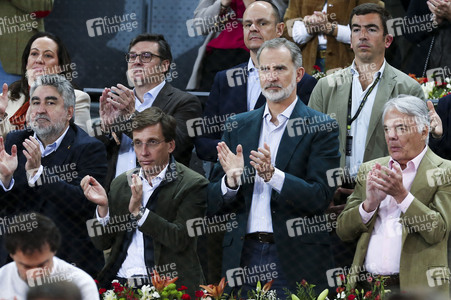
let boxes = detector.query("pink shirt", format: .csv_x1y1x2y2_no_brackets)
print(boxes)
359,146,428,275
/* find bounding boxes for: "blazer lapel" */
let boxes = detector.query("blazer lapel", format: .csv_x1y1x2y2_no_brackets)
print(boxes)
334,69,352,150
401,148,441,245
42,125,76,166
365,65,395,150
152,83,172,111
275,100,306,171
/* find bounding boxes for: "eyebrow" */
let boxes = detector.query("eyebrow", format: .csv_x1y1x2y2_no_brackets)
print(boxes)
30,48,55,53
31,96,59,101
243,18,270,24
351,23,380,29
19,258,51,269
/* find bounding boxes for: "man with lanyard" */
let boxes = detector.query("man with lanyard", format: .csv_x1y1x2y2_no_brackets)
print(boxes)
308,3,431,268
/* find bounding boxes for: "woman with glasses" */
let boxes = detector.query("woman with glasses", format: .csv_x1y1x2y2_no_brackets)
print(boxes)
0,32,91,136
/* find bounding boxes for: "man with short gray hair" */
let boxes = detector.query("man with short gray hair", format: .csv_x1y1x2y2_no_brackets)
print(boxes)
208,37,340,295
0,74,108,276
337,95,451,295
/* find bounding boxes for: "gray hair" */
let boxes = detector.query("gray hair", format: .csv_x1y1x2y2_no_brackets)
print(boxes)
383,95,430,143
29,74,75,109
256,38,303,68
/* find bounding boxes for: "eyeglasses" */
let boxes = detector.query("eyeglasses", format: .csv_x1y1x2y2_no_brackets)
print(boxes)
125,52,164,63
131,139,166,149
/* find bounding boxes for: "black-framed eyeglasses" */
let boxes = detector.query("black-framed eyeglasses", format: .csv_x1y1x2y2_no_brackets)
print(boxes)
125,52,164,63
131,139,166,149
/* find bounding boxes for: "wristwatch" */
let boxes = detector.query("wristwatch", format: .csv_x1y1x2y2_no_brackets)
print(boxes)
130,206,146,221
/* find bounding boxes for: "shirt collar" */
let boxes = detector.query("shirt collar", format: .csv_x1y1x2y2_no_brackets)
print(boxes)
34,125,70,157
389,145,428,171
247,58,256,72
262,97,299,124
350,59,386,80
139,163,168,187
134,81,166,112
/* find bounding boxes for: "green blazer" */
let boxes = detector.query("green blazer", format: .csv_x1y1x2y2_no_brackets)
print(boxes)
308,62,425,168
91,161,209,294
336,148,451,294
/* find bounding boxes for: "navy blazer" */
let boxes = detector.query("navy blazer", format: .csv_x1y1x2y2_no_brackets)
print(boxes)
207,99,340,292
430,94,451,160
0,123,108,276
195,62,318,162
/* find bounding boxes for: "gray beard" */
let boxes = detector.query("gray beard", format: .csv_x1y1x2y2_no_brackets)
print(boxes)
30,118,67,144
261,77,297,103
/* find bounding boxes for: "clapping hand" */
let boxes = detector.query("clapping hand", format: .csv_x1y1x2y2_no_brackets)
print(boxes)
250,143,275,182
0,83,8,119
217,142,244,189
80,175,108,217
0,136,17,187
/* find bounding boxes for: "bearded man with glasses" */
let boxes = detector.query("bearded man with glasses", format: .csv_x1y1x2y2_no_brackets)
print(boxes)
97,34,202,192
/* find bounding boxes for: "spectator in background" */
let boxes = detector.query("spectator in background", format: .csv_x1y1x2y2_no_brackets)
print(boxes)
403,0,451,77
195,0,317,163
0,0,54,85
186,0,290,92
0,213,98,300
0,74,107,276
283,0,380,74
0,32,92,136
97,33,202,192
430,94,451,160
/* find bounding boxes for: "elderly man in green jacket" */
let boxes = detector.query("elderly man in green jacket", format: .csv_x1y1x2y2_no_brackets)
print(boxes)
337,95,451,296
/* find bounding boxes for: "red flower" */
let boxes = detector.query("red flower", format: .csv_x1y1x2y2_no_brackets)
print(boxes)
99,288,107,295
112,281,121,288
301,279,308,287
375,280,381,287
181,294,191,300
178,285,188,291
367,276,373,283
339,274,345,281
313,65,321,72
195,290,204,298
375,295,381,300
365,291,372,298
348,295,356,300
350,288,355,294
336,287,345,293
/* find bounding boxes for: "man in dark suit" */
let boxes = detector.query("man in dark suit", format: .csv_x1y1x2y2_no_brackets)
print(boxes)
0,74,107,276
81,107,208,295
207,38,340,296
96,33,202,191
430,94,451,160
194,0,317,162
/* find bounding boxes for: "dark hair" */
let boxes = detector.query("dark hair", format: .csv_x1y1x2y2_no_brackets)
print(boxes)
4,213,61,255
9,32,72,101
349,3,391,36
27,281,82,300
254,0,282,23
128,33,173,73
132,107,176,142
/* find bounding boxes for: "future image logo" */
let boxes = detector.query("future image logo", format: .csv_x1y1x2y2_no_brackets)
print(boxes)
86,13,138,37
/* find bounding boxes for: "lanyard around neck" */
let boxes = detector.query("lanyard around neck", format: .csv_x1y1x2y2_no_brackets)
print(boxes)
346,73,381,133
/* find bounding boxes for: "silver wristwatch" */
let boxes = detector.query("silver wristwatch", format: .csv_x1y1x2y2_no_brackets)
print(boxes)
130,206,146,221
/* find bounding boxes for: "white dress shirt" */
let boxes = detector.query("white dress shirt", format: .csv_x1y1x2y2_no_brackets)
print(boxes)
97,165,168,278
221,98,298,233
115,81,166,177
247,58,262,111
348,60,386,177
292,2,351,46
359,146,427,275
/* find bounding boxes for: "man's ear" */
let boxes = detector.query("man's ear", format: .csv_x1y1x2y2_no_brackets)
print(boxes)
168,139,175,154
384,34,393,49
296,67,305,83
66,106,74,122
276,22,285,37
